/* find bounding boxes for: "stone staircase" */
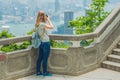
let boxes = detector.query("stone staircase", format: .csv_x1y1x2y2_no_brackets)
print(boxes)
102,42,120,72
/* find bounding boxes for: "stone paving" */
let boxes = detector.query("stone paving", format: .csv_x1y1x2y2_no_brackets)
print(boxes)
17,68,120,80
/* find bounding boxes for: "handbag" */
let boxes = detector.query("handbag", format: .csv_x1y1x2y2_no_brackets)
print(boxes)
32,28,45,48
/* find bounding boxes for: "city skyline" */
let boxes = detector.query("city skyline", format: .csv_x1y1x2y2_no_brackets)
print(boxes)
0,0,120,36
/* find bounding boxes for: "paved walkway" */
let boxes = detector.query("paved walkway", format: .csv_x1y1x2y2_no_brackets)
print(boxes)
17,68,120,80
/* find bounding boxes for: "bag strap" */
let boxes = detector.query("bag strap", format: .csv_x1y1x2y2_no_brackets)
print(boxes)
35,27,45,40
39,27,45,40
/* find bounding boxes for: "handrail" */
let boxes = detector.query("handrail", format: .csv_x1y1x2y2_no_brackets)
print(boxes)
49,32,97,41
94,5,120,37
0,5,120,45
0,35,31,45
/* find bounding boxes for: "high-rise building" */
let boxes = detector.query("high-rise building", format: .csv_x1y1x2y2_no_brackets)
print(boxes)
83,0,87,8
0,11,2,20
27,0,37,17
64,11,74,34
52,0,60,22
55,0,60,12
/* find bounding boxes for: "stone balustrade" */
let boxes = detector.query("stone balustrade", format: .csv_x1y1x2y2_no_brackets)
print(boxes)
0,5,120,80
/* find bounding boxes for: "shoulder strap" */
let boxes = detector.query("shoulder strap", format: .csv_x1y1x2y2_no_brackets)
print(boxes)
36,27,45,40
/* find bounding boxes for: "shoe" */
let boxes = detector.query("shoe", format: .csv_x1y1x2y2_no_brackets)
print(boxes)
36,72,42,76
43,72,52,76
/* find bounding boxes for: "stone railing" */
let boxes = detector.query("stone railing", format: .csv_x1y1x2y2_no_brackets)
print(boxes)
0,5,120,80
48,5,120,75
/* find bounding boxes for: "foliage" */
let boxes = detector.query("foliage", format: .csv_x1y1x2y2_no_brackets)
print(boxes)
0,30,15,38
80,39,94,46
27,29,34,35
0,30,31,52
0,41,31,52
50,40,70,48
69,0,110,46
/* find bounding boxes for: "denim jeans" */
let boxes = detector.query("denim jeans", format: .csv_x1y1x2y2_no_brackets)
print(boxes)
36,42,50,73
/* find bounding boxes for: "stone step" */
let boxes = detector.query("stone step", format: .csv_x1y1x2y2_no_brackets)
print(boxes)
107,54,120,63
102,61,120,72
117,43,120,48
112,48,120,55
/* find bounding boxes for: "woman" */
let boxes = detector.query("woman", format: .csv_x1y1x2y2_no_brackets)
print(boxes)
35,11,54,76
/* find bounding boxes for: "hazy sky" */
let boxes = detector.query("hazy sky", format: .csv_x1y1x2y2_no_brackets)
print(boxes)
35,0,54,3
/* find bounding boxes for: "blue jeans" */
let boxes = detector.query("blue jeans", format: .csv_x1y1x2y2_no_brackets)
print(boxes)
36,42,50,73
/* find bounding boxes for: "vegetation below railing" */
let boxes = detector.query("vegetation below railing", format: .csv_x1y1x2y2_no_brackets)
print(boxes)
0,41,31,52
50,40,70,48
27,30,70,49
0,30,69,52
0,30,31,52
80,39,94,46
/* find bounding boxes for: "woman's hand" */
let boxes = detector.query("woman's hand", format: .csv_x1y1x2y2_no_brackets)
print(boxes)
47,17,51,22
45,17,54,29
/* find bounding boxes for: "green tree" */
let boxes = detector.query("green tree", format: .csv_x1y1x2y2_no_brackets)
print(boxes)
69,0,110,46
69,0,110,34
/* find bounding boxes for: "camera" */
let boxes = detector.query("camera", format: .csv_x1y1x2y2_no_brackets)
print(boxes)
46,14,48,17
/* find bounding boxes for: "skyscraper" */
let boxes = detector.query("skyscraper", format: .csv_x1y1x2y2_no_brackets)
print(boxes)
83,0,87,8
27,0,38,17
55,0,60,12
0,11,2,20
64,11,74,34
52,0,60,22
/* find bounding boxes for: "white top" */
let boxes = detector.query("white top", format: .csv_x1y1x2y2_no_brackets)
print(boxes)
37,22,50,42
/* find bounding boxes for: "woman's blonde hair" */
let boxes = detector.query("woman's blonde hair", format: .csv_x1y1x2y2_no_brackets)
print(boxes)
35,11,47,28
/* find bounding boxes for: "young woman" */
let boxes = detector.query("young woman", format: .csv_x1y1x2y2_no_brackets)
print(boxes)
35,11,54,76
